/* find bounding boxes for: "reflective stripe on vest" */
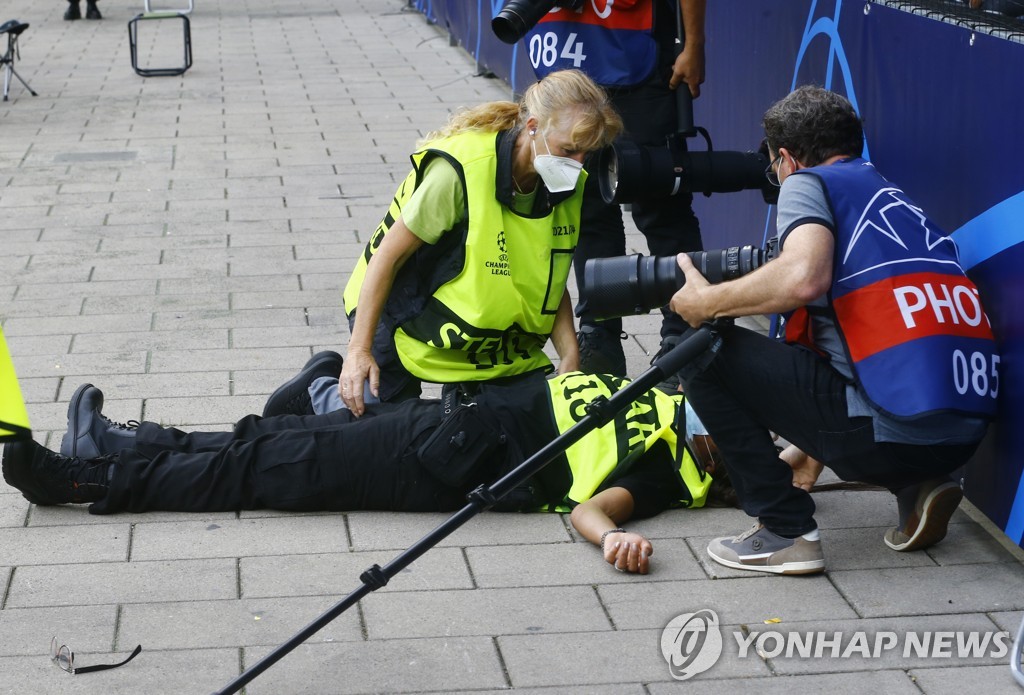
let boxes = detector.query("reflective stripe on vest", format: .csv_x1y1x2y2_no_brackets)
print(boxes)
547,372,712,508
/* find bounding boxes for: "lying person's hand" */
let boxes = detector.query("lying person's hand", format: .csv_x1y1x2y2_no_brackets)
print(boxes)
602,531,653,574
780,444,824,492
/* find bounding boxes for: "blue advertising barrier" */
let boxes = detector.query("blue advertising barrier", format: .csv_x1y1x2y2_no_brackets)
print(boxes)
412,0,1024,549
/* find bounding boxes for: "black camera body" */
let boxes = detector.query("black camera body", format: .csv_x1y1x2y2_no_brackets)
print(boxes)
492,0,584,45
580,246,767,321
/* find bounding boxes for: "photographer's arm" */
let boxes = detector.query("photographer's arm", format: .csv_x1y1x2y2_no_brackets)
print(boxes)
670,0,706,96
570,487,653,574
669,223,834,326
551,289,580,374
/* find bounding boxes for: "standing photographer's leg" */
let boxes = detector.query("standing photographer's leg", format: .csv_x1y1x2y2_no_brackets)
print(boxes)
613,73,703,373
681,325,857,536
573,154,628,376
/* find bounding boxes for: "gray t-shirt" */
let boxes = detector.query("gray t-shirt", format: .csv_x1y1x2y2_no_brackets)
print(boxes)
774,173,987,445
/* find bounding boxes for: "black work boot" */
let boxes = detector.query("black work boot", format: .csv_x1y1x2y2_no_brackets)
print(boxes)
652,333,684,394
60,384,138,459
2,439,115,506
64,0,82,20
263,351,344,417
85,0,102,19
577,324,627,377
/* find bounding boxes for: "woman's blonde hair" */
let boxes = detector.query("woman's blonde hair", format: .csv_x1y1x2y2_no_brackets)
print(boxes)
420,69,622,151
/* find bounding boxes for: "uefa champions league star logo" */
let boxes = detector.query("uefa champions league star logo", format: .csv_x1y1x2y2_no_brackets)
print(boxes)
660,609,723,680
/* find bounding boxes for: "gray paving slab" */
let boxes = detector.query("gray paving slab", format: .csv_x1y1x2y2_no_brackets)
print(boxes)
0,648,240,695
0,523,130,565
910,664,1024,695
362,585,611,639
0,492,29,528
120,595,365,650
27,504,238,528
130,515,350,561
830,562,1024,617
756,613,1010,674
0,604,117,656
601,574,860,629
240,547,474,598
2,1,1023,693
649,670,922,694
242,637,507,695
6,559,237,608
498,627,771,687
345,509,573,552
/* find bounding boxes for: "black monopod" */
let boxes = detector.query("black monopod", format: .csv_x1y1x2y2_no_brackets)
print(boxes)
211,324,721,695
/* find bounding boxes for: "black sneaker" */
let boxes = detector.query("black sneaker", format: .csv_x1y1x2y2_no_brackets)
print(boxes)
707,523,825,575
2,439,115,505
64,1,82,20
85,0,101,19
263,351,344,417
884,478,963,551
60,384,138,459
577,325,627,377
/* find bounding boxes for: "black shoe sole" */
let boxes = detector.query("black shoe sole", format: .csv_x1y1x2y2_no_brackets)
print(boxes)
263,351,343,417
2,440,56,506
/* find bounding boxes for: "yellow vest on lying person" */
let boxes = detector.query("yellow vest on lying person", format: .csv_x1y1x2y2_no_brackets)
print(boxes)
343,129,584,384
545,372,712,510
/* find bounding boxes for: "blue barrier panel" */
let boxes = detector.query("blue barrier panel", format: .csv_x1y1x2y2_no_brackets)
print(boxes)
415,0,1024,548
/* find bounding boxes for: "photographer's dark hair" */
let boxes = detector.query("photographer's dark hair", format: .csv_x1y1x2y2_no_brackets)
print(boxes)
762,85,864,167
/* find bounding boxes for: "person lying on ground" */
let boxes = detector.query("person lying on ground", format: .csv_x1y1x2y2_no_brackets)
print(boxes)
2,354,734,575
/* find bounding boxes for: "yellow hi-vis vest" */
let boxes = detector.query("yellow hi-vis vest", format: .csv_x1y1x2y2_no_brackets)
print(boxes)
0,327,31,441
546,372,712,509
343,130,584,383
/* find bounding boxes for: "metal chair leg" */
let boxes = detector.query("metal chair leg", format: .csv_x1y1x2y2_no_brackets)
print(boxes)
5,64,36,98
1012,613,1024,687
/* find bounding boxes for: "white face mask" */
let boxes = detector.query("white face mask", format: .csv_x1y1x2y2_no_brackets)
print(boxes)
531,130,583,193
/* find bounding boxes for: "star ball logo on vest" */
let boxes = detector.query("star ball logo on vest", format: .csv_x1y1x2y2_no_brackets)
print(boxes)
660,609,1011,680
486,230,510,276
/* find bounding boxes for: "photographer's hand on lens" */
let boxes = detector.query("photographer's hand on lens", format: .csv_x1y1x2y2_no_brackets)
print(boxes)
670,253,716,328
339,348,378,417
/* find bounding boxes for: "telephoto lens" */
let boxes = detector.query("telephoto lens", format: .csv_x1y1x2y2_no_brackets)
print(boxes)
598,144,774,205
492,0,558,44
581,246,767,320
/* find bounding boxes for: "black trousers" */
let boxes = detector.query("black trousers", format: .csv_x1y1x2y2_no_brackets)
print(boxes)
575,66,703,340
682,325,978,536
91,400,471,515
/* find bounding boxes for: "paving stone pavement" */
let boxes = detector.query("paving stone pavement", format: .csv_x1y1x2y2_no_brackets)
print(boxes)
1,1,1023,693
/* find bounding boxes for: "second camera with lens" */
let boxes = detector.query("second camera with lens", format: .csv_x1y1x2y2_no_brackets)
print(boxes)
580,246,768,321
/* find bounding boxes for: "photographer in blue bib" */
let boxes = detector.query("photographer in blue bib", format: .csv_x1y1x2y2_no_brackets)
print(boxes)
267,69,623,421
3,372,735,575
667,86,998,575
520,0,708,380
